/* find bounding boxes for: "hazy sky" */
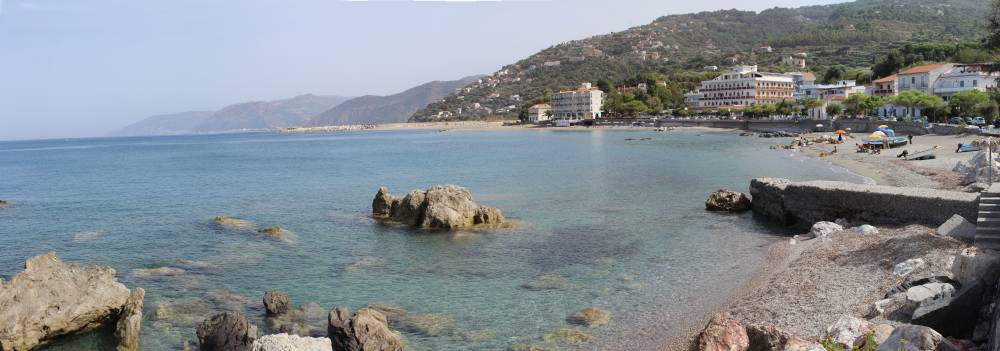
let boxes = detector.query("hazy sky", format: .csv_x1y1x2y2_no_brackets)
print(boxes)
0,0,844,140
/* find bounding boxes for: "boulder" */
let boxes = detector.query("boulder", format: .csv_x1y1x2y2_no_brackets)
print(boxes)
698,314,749,351
952,150,999,185
373,185,505,230
873,293,916,321
251,333,332,351
263,291,290,316
0,252,131,351
214,216,256,230
327,307,404,351
906,282,955,305
197,311,259,351
894,259,927,278
705,189,752,212
567,307,610,327
809,221,843,240
0,199,7,207
872,324,894,346
876,324,955,351
951,247,1000,285
911,279,984,337
114,288,145,351
745,324,792,351
826,315,873,348
542,328,593,344
850,224,879,235
936,215,976,243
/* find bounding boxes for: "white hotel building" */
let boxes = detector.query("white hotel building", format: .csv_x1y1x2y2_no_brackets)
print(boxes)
552,83,605,120
686,65,795,111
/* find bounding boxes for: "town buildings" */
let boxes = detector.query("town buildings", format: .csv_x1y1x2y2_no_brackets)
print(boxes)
933,64,1000,101
551,83,605,120
896,63,953,95
527,104,551,123
685,65,795,110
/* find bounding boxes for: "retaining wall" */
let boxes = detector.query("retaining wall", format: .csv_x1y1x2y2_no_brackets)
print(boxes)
749,177,980,228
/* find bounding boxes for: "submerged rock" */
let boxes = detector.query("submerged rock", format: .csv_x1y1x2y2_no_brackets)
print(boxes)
214,216,256,229
705,189,751,212
372,185,505,230
115,288,145,351
0,199,7,207
567,307,610,327
0,252,131,351
698,314,748,351
197,311,259,351
327,307,404,351
542,328,593,344
258,226,293,240
132,266,186,278
263,291,290,316
251,333,332,351
521,274,570,290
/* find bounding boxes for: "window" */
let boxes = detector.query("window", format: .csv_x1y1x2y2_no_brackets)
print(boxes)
974,80,978,87
960,81,965,88
911,77,915,85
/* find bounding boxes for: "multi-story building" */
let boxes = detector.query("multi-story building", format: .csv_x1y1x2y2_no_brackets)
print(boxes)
552,83,604,120
871,75,897,97
527,104,551,123
896,63,953,94
688,65,795,110
933,63,1000,101
788,71,816,100
799,80,866,119
782,54,807,68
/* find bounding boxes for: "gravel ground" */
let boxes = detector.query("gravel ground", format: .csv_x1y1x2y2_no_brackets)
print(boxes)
726,225,967,339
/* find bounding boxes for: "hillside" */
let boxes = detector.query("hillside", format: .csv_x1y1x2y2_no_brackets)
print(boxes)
411,0,989,121
193,94,351,132
113,111,214,136
307,76,482,126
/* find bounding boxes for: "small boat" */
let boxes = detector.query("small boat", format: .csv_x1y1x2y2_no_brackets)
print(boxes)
902,146,939,160
861,128,908,148
956,143,981,153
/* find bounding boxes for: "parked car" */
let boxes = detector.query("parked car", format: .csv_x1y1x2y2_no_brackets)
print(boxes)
949,117,965,125
968,116,987,127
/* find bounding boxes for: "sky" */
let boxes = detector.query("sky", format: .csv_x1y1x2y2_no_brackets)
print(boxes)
0,0,845,141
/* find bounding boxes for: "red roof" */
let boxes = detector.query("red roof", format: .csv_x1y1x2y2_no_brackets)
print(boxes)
530,104,550,109
899,64,945,75
872,74,897,83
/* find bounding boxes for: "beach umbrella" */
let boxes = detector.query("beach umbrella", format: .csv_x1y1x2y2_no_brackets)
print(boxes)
835,130,846,135
815,124,823,128
878,124,889,128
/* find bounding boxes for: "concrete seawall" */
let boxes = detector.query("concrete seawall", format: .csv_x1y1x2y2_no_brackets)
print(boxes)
749,177,980,228
657,118,976,135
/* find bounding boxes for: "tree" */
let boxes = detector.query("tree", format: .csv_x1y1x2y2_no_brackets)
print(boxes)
872,49,904,78
800,98,825,118
843,93,866,118
949,90,990,117
621,100,649,117
890,90,941,118
823,66,848,83
825,103,843,118
860,95,885,118
987,0,1000,52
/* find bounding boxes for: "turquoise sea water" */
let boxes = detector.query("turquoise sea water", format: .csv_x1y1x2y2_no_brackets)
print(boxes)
0,129,868,350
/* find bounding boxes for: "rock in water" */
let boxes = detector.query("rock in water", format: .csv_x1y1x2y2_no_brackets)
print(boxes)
0,200,7,207
263,291,290,316
567,307,610,327
371,185,505,230
115,288,145,351
705,189,751,212
0,252,131,351
197,311,259,351
327,307,404,351
251,333,332,351
698,314,749,351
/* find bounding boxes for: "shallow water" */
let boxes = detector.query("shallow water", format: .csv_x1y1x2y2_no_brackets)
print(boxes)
0,129,868,350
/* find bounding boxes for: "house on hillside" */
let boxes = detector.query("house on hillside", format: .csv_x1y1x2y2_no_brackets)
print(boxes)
782,54,807,68
896,63,953,95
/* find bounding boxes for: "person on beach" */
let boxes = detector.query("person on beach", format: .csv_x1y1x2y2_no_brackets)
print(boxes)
908,135,913,145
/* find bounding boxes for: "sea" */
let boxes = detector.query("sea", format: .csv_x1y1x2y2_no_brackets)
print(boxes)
0,129,869,350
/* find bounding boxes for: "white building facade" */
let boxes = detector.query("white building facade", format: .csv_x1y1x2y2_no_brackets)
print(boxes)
552,83,604,120
688,65,795,111
527,104,551,123
933,64,1000,101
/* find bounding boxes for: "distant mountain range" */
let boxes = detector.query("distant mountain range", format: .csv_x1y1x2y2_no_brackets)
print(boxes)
114,75,481,136
308,75,482,126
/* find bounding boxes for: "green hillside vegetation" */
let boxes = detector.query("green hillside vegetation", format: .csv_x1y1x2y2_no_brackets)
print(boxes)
411,0,990,122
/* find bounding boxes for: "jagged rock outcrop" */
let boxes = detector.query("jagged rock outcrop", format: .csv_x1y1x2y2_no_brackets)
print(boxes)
251,333,332,351
372,185,505,230
115,288,145,351
264,291,290,316
953,150,1000,185
698,314,749,351
825,315,873,348
705,189,751,212
0,252,131,351
875,324,955,351
197,311,259,351
327,307,404,351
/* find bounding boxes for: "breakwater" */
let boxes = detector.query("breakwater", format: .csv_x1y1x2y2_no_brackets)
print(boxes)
749,178,980,228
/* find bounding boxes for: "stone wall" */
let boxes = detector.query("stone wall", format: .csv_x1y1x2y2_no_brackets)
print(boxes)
749,178,980,228
656,118,980,136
